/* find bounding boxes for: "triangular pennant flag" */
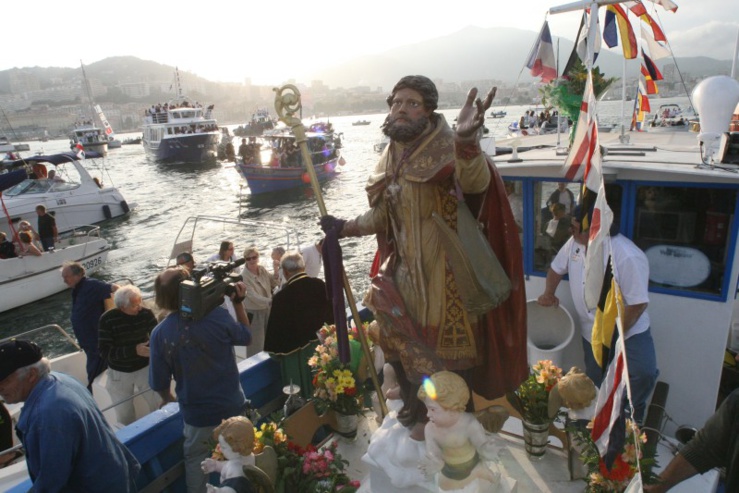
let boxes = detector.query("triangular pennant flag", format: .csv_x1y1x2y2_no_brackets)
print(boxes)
641,24,672,60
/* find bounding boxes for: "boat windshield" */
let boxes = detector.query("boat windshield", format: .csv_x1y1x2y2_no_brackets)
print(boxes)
4,175,81,197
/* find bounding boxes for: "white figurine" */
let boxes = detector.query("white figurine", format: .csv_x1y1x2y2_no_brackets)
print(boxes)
418,371,503,492
201,416,256,493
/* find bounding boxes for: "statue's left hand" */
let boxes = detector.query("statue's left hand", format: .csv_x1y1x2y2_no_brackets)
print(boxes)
455,87,496,143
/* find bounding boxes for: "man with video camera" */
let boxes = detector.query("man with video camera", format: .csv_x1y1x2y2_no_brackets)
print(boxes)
148,265,252,493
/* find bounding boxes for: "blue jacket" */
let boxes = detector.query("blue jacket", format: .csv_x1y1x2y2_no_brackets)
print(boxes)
70,277,113,348
17,372,139,492
148,306,251,427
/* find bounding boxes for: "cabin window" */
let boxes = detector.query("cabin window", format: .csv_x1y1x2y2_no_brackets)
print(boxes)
632,185,736,296
532,180,577,272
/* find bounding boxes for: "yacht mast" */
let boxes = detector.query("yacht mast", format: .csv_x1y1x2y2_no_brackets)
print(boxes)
80,61,97,125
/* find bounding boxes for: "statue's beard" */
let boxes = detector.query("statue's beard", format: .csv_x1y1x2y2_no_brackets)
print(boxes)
382,115,430,143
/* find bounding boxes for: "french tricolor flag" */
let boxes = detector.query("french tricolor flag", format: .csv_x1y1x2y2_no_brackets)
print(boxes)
526,21,557,83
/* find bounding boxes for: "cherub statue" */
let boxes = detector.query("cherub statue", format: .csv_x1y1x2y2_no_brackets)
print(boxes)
417,371,503,492
201,416,257,493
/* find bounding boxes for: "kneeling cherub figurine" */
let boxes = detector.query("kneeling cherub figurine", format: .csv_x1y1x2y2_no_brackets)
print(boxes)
418,371,504,492
201,416,257,493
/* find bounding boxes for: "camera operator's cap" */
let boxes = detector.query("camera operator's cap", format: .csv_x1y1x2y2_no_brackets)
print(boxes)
0,339,42,381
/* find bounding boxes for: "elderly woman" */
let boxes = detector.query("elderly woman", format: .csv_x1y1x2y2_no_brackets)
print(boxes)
241,246,278,357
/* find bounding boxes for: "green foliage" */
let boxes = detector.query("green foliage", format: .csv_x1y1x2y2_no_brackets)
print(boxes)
568,420,659,492
507,360,563,425
540,59,617,123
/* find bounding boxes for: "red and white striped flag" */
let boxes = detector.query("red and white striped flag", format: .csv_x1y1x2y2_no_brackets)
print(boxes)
75,143,85,160
591,322,628,469
584,180,613,311
563,72,601,193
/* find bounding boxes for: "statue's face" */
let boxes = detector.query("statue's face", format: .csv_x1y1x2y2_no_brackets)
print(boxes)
383,88,431,143
425,398,458,428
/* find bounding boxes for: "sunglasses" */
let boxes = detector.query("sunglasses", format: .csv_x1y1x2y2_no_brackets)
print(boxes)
246,256,258,261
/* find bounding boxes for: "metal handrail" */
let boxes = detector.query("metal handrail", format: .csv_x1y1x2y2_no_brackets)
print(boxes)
0,324,80,352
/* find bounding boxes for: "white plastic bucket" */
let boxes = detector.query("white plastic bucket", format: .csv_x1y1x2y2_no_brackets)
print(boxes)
526,300,575,369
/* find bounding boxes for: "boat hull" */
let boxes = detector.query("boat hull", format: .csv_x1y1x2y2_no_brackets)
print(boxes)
237,159,340,194
143,133,219,163
0,188,132,234
0,235,109,313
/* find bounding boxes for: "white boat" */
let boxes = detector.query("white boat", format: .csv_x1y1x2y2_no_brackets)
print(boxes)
69,121,108,156
141,69,220,164
0,151,134,235
69,63,109,156
0,225,109,313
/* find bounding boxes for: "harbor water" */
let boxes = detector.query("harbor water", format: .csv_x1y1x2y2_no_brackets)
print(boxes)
0,97,690,355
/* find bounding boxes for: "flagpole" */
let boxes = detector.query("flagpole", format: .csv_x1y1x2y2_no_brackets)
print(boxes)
272,84,387,418
619,57,629,144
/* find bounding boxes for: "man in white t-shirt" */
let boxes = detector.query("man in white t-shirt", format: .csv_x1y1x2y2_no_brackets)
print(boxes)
539,213,658,423
300,239,323,278
537,215,598,382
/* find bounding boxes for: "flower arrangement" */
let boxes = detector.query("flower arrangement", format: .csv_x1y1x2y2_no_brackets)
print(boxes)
211,418,361,493
308,323,371,416
508,359,564,424
570,419,658,492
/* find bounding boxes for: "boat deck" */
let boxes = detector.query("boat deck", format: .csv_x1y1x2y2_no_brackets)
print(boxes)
337,412,719,493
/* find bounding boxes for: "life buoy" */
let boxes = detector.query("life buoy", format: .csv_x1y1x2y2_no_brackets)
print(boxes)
120,200,130,214
103,205,112,219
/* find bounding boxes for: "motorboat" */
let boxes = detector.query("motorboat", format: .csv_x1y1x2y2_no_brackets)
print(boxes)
141,69,220,164
373,135,390,153
236,122,344,194
352,120,371,126
233,108,276,137
649,103,698,129
0,151,134,234
488,110,507,119
69,121,108,156
0,225,110,313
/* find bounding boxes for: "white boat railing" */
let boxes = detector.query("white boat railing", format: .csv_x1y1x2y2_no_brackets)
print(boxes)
0,324,80,353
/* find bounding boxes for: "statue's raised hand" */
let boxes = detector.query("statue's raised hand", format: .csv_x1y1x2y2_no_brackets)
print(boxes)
454,87,496,143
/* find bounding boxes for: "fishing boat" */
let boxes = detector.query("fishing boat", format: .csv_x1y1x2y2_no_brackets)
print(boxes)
236,122,344,194
0,226,109,313
141,69,220,164
233,108,276,137
0,151,134,235
69,121,108,156
352,120,371,126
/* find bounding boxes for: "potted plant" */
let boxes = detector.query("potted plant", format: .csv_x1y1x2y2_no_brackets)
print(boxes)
507,359,564,458
308,323,372,438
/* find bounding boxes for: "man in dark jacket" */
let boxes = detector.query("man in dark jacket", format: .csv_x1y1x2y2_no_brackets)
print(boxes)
264,250,333,353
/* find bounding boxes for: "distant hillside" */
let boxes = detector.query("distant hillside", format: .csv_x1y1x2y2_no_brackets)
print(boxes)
306,25,734,90
0,27,733,96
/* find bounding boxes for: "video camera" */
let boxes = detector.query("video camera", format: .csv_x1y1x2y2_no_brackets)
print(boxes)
179,258,246,320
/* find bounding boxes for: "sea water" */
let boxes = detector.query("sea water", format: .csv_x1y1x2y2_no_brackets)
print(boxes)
0,97,690,355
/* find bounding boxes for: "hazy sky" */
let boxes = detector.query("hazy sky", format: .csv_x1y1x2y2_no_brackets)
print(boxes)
6,0,738,85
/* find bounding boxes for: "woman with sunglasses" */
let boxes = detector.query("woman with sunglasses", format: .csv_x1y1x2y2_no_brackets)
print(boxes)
241,246,278,357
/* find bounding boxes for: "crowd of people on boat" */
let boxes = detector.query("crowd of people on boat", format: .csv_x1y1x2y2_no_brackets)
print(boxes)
0,207,59,260
2,74,738,493
143,101,216,125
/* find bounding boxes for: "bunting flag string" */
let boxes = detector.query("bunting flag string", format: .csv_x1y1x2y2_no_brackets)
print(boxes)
640,65,660,94
641,49,664,80
603,4,638,59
